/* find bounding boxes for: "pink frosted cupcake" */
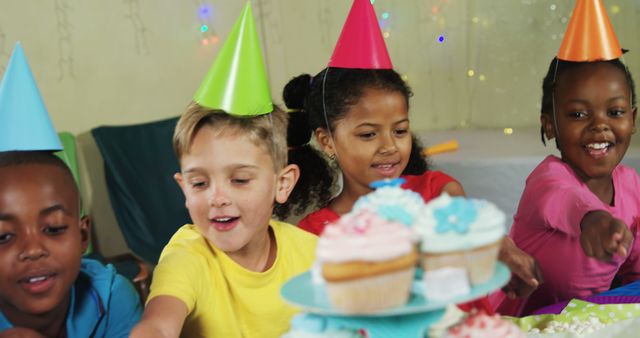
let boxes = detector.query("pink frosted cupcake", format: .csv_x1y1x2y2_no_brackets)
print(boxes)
317,209,418,313
445,312,526,338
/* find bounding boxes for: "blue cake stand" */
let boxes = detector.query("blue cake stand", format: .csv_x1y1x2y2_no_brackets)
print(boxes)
281,262,510,337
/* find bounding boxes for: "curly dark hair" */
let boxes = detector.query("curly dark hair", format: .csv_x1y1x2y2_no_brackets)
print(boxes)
540,57,637,146
279,68,428,218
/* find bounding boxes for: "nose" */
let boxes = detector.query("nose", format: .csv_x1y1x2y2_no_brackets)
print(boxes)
590,112,611,133
208,184,231,208
18,233,49,261
378,133,399,155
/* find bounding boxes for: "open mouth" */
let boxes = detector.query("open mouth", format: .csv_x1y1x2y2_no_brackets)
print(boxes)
584,142,613,158
209,216,240,232
18,274,56,294
371,162,400,176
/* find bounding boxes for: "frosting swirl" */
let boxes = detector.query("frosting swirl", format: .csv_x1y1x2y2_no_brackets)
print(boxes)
416,193,505,253
316,209,418,263
353,185,424,226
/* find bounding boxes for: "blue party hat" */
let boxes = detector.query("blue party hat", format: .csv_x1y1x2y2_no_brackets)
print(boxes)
0,43,62,152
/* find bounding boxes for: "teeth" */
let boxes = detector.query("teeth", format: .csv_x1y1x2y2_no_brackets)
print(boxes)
587,142,609,150
27,276,47,283
213,217,232,222
376,164,393,169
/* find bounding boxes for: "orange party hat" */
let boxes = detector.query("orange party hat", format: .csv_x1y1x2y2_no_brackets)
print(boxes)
557,0,622,61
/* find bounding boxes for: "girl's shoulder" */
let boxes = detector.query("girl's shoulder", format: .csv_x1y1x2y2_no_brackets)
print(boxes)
402,170,458,200
614,162,640,181
298,207,339,236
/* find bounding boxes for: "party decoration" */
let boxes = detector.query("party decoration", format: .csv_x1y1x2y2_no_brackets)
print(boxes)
193,2,272,116
328,0,393,69
0,43,62,152
557,0,622,61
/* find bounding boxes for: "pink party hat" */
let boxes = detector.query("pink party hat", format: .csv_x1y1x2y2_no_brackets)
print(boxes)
328,0,393,69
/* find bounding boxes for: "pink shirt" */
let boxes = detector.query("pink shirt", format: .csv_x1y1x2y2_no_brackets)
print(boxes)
494,155,640,316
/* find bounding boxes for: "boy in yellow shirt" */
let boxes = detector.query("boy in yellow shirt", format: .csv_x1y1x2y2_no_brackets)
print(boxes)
130,3,316,338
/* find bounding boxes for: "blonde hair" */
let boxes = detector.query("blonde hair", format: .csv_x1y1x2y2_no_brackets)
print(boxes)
173,102,288,170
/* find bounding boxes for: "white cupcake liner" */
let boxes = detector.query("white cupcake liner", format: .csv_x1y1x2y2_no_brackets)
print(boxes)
325,267,415,314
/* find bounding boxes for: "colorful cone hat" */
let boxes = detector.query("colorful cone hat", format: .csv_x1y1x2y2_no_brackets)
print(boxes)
193,2,272,116
557,0,622,61
0,43,62,152
328,0,393,69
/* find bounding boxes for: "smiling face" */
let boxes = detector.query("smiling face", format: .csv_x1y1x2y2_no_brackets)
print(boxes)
318,87,412,195
0,163,88,323
543,62,637,182
175,126,297,257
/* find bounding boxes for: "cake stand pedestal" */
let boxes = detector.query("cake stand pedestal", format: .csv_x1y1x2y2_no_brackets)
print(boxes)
281,262,510,338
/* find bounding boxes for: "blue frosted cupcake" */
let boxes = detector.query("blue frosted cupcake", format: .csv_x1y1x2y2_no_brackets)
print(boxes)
416,193,505,286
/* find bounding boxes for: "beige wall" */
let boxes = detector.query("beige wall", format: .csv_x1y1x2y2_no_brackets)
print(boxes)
1,0,639,255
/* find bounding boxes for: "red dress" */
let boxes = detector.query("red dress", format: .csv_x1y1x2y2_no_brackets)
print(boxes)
299,171,457,235
297,171,495,314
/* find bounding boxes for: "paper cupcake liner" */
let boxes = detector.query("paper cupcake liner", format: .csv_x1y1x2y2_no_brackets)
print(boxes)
421,240,501,285
325,267,415,313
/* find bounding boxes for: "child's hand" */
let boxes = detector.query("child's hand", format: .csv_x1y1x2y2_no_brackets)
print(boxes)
0,328,46,338
498,236,543,299
580,210,632,262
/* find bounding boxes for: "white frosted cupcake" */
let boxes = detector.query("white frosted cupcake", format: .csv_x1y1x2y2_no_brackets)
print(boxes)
353,178,424,226
416,193,505,285
317,209,418,313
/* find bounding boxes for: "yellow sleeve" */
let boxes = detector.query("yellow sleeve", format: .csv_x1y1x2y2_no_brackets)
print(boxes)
147,232,205,313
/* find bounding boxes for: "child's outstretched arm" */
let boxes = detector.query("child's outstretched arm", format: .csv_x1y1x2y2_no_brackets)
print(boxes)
499,236,544,299
130,296,188,338
580,210,633,261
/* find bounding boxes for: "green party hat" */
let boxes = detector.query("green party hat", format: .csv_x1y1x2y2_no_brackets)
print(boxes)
193,2,272,116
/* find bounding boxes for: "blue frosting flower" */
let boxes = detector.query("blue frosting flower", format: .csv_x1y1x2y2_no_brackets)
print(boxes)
377,205,414,226
369,178,406,189
434,197,477,234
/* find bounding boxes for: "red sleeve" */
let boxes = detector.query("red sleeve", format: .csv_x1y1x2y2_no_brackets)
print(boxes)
298,208,340,236
402,171,457,203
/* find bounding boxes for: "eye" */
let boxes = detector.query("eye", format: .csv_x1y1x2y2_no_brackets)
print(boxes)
357,132,376,140
608,109,625,117
190,181,207,189
568,111,587,119
43,225,68,236
394,128,409,136
0,232,14,244
231,178,251,185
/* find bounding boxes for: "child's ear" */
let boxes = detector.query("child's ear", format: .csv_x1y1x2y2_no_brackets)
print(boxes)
79,215,91,253
314,128,335,158
174,172,186,192
275,164,300,204
632,107,637,134
540,113,555,140
174,173,189,208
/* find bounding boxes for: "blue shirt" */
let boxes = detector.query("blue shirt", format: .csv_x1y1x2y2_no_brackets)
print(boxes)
0,258,142,337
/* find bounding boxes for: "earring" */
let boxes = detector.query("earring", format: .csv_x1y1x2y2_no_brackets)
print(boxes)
328,153,336,160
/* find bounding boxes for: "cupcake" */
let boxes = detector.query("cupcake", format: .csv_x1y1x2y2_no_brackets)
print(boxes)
445,312,526,338
281,314,366,338
353,178,424,226
417,193,505,285
317,209,418,313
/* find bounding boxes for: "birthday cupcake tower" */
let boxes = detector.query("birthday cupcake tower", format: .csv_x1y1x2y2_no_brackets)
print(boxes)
281,179,514,337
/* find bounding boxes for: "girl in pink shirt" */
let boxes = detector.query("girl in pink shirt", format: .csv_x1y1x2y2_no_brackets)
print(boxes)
495,57,639,316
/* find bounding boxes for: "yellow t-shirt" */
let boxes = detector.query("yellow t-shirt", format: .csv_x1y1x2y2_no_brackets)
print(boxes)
148,220,317,338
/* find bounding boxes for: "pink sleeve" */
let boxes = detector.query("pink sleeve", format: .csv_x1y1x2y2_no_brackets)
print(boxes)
615,215,640,284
